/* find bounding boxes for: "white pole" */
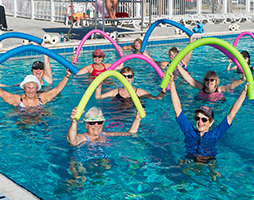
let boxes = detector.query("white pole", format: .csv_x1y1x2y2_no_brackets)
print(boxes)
246,0,250,13
136,0,140,17
197,0,202,14
168,0,172,16
51,0,55,22
31,0,35,19
223,0,227,14
13,0,17,17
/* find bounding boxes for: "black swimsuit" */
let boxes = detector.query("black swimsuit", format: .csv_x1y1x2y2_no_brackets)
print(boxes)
114,88,139,99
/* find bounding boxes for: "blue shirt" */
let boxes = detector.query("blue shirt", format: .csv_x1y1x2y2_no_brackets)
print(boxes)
176,111,231,159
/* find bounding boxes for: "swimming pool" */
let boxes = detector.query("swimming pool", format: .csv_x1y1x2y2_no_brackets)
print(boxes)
0,35,254,199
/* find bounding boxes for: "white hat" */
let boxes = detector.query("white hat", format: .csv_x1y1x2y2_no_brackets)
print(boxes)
20,75,42,91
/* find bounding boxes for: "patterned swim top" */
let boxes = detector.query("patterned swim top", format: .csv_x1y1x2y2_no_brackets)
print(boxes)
166,60,188,71
18,96,43,108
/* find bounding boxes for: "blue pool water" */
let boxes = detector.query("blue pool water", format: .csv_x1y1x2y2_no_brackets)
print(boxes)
0,36,254,199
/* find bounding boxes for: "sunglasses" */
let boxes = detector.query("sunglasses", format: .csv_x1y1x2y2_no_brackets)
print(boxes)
93,55,103,58
32,66,44,70
205,78,215,82
194,116,209,123
122,74,133,79
88,121,104,125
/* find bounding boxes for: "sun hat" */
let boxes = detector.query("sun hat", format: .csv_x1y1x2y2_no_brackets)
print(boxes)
83,115,106,122
92,49,105,57
20,75,42,91
195,105,214,119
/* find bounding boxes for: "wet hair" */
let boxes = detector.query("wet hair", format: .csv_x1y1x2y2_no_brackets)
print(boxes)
168,47,179,56
120,67,134,76
202,71,220,86
132,38,142,48
241,51,250,65
31,61,44,71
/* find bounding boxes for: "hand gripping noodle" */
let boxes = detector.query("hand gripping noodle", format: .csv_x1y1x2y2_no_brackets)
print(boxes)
0,45,79,74
140,19,193,53
74,70,146,120
73,29,124,64
106,54,170,90
160,37,254,99
0,32,43,45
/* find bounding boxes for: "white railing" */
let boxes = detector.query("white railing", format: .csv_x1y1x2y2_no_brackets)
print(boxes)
1,0,253,23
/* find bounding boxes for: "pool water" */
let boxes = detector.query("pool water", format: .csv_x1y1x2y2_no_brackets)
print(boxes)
0,36,254,199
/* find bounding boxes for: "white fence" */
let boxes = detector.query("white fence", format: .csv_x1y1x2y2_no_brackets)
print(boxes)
1,0,254,24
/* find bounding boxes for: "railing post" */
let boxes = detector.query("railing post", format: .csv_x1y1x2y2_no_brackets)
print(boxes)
223,0,227,14
136,0,141,17
246,0,250,13
13,0,17,17
31,0,35,19
168,0,172,16
197,0,202,14
51,0,55,22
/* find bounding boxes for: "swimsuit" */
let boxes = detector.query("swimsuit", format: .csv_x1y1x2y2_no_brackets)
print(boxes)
18,96,43,108
84,132,107,142
197,87,224,102
90,64,107,76
166,60,188,71
114,88,138,99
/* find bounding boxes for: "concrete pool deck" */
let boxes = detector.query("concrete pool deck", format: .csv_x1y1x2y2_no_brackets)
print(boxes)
1,16,254,52
0,15,254,199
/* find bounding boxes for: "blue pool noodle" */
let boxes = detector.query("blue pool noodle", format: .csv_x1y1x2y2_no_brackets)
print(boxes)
192,27,199,33
198,28,205,33
0,32,43,44
197,22,203,29
140,19,193,53
0,45,79,74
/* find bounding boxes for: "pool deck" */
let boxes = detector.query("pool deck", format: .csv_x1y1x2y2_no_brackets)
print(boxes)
1,16,254,52
0,16,254,199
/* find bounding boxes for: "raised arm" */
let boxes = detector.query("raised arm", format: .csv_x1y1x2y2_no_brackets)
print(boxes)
182,35,193,65
67,107,86,146
40,69,71,104
169,73,182,117
0,88,20,106
137,88,166,99
41,41,53,84
156,61,168,70
177,64,204,89
95,84,118,99
104,111,142,137
227,83,248,125
218,76,246,92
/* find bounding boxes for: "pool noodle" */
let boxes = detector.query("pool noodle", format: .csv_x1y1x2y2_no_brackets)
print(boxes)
208,44,244,73
160,37,254,99
0,32,43,44
0,45,79,74
74,70,146,120
73,29,124,64
106,54,170,90
140,19,193,53
233,31,254,47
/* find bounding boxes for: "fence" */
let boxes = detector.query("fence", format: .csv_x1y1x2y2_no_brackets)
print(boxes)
1,0,254,24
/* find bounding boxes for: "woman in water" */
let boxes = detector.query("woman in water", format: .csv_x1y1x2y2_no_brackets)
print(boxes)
177,64,246,102
95,67,166,100
72,49,123,76
67,106,142,145
169,72,248,163
0,69,71,107
227,50,254,72
156,35,194,71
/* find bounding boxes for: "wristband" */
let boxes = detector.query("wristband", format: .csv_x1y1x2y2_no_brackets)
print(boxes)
161,90,166,94
65,75,70,78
